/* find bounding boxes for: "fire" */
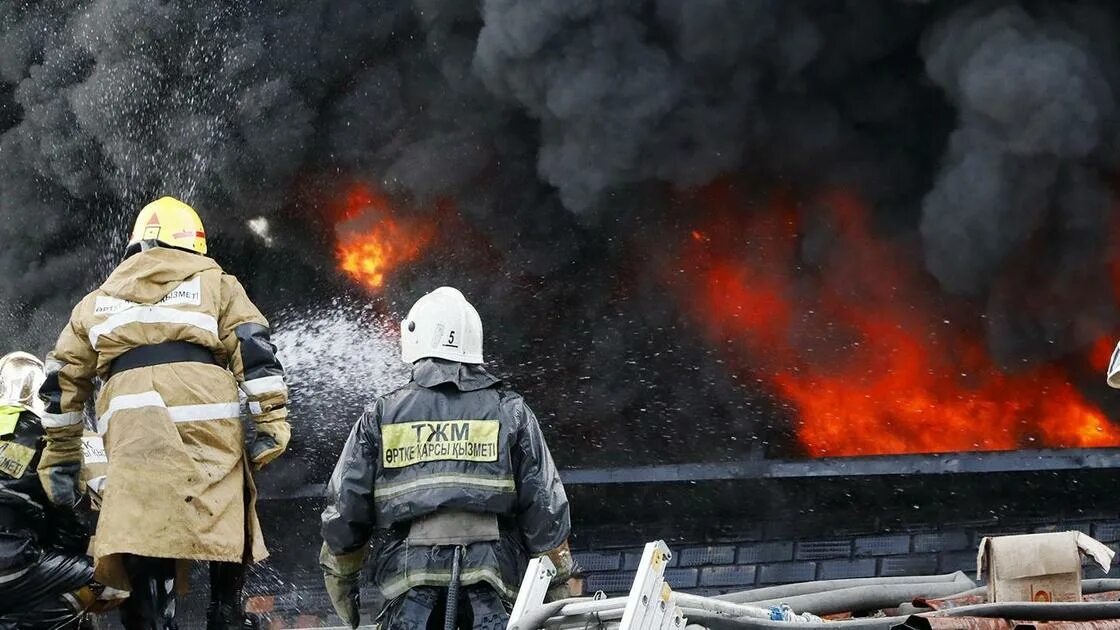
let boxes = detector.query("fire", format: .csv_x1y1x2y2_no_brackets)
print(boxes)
1091,336,1116,373
677,183,1120,457
334,184,433,291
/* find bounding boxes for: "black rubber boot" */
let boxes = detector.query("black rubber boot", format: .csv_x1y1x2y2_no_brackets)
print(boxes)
119,556,178,630
207,562,259,630
206,603,261,630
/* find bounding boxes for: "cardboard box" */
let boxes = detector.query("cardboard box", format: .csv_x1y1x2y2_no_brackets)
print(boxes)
976,531,1115,603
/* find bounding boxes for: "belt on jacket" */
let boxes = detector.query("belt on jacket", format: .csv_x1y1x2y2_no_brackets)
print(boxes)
107,342,219,379
388,513,519,539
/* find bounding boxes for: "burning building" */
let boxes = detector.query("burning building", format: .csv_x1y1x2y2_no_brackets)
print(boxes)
5,0,1120,625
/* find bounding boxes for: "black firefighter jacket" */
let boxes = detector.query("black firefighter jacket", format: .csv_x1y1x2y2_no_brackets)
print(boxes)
321,358,570,604
0,407,90,583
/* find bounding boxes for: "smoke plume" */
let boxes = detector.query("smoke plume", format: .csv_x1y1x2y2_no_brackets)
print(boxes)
4,1,1120,475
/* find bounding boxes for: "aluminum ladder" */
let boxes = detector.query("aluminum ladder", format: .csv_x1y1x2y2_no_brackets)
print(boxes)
508,540,687,630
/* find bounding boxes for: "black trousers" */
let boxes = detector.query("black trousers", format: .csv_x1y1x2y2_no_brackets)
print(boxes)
0,550,95,629
119,557,249,630
119,556,177,630
383,584,509,630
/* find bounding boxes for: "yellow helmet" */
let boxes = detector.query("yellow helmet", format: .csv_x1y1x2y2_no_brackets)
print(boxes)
129,196,207,255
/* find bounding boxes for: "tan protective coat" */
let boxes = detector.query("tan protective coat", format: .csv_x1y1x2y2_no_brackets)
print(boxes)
45,248,282,589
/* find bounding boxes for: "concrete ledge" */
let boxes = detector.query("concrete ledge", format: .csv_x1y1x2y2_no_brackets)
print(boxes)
258,448,1120,500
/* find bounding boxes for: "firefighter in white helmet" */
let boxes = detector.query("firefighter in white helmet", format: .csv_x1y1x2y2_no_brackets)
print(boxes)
321,287,576,629
0,352,112,628
38,196,292,629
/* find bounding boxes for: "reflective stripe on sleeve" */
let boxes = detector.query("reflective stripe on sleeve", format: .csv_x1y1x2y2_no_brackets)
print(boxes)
240,375,286,397
41,411,83,428
88,306,218,350
97,390,240,434
372,474,515,501
0,565,31,585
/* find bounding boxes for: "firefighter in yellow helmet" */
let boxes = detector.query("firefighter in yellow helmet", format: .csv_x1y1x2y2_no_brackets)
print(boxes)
38,196,292,629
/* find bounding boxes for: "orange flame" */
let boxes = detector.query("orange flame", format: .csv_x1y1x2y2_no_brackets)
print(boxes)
1091,336,1116,373
677,183,1120,457
334,184,433,291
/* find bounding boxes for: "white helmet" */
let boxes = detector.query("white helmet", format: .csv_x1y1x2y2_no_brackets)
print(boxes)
400,287,484,364
0,352,46,414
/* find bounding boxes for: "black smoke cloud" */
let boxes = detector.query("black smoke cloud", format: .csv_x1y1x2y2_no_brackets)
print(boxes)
2,1,1120,469
921,2,1120,365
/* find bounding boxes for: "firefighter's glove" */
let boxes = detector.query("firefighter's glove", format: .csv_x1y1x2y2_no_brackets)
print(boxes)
545,583,573,603
548,571,586,602
38,424,84,507
320,542,364,629
541,541,577,603
39,463,83,508
77,584,128,614
249,419,290,470
51,509,93,554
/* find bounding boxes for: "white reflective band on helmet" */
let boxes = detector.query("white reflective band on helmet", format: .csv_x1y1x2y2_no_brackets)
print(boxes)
372,474,515,501
1108,341,1120,389
240,375,286,397
41,410,83,428
97,390,240,434
88,306,218,350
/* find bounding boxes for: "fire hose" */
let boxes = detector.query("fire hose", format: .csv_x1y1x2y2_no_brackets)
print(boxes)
716,572,974,605
740,579,979,615
514,571,1120,630
671,602,1120,630
1079,580,1120,595
918,601,1120,620
520,574,978,629
513,596,773,630
914,580,1120,603
683,611,905,630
